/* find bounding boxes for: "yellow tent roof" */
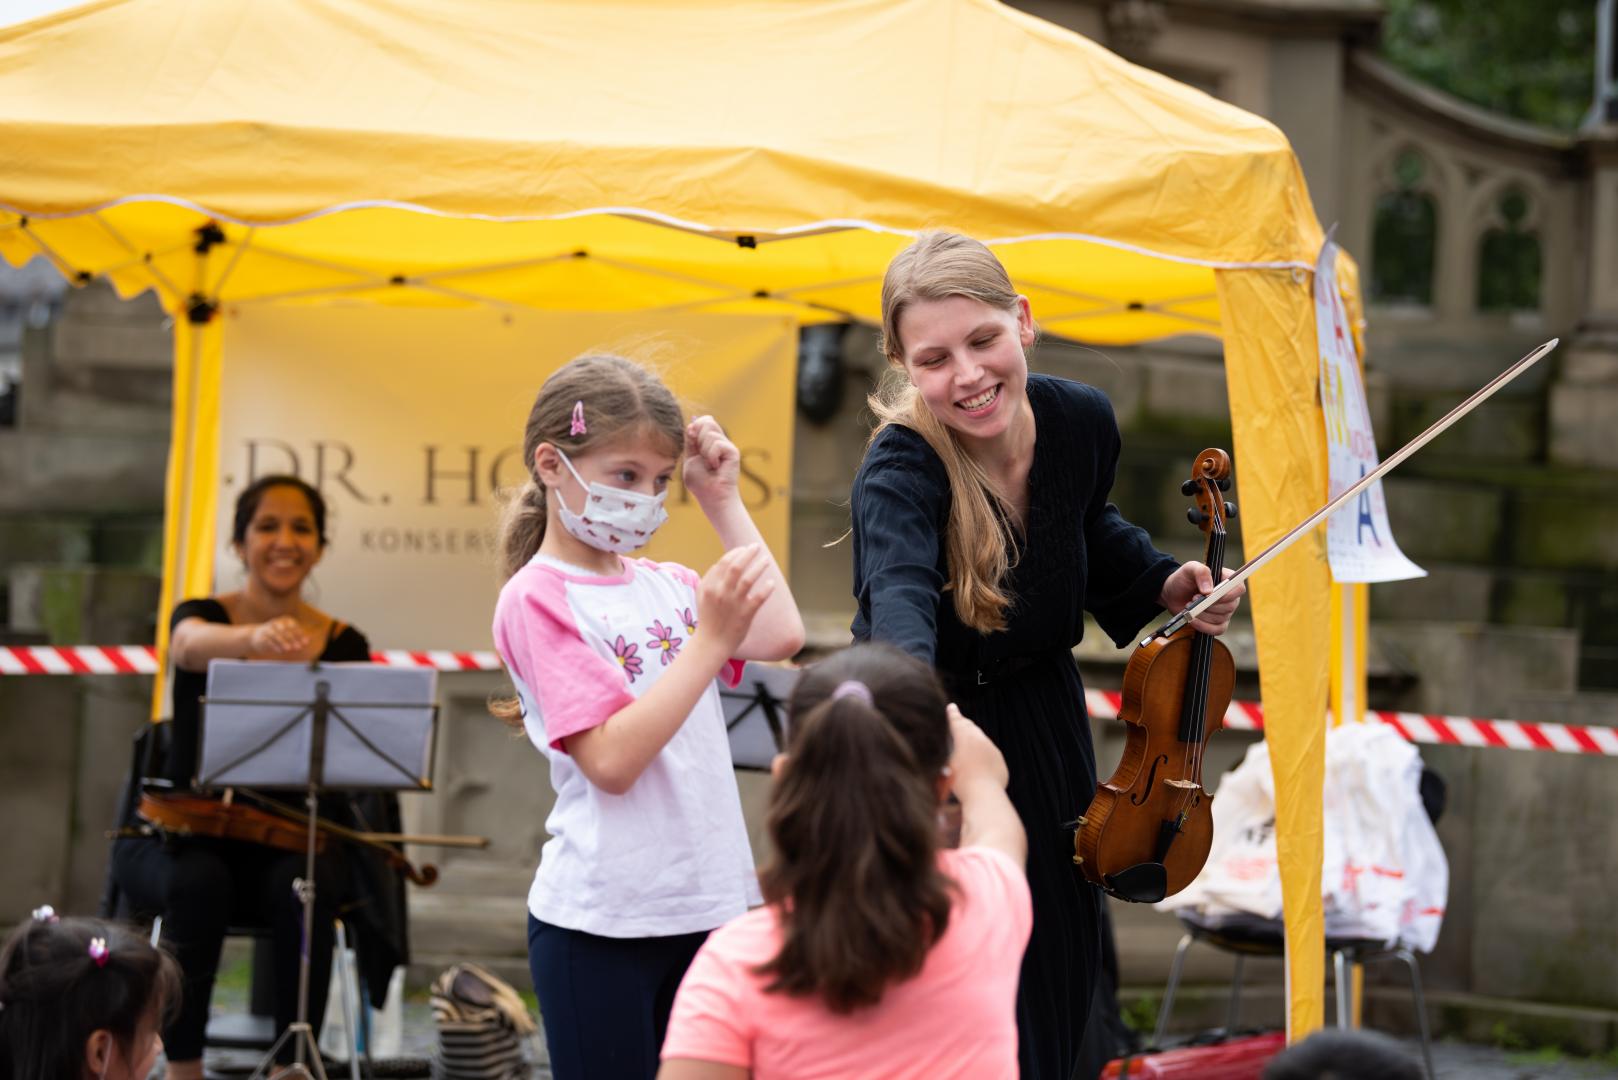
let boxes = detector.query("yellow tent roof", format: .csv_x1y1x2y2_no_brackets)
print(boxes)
0,0,1321,343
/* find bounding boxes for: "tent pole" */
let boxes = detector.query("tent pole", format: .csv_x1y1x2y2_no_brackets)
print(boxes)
149,232,219,719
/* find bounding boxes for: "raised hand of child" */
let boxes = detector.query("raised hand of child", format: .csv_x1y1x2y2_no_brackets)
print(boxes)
682,415,741,509
696,543,775,655
947,703,1009,792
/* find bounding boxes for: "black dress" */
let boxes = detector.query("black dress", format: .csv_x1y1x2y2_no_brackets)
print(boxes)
851,374,1177,1080
109,599,410,1062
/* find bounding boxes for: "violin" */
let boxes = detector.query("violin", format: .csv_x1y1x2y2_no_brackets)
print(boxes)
137,791,441,887
1075,447,1236,904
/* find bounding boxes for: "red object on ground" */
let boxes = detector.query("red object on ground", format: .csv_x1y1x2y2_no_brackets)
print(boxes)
1100,1031,1288,1079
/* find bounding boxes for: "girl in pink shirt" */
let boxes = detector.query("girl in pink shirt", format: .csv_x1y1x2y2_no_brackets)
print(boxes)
660,643,1031,1080
491,353,805,1080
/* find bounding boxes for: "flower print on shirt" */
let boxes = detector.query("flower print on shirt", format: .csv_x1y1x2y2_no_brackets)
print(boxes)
646,619,683,666
612,635,644,682
680,607,698,637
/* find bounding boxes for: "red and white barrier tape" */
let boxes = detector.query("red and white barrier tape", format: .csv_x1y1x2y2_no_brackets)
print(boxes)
1081,689,1618,757
0,644,502,677
4,645,1612,756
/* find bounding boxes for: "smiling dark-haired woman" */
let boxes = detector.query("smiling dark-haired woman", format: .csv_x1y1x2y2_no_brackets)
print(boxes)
109,474,407,1079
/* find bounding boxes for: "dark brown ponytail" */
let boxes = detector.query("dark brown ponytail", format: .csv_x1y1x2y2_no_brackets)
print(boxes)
755,644,956,1013
0,916,180,1080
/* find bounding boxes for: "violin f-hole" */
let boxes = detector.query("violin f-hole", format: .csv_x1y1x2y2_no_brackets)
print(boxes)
1129,754,1169,806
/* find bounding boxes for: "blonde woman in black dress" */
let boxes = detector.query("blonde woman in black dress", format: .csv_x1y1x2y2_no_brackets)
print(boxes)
851,232,1244,1080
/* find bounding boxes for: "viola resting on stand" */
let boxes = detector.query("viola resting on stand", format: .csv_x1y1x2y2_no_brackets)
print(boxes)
1075,447,1236,904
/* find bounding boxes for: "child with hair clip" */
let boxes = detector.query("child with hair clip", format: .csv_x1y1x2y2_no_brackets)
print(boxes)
659,642,1030,1080
490,353,805,1080
0,908,180,1080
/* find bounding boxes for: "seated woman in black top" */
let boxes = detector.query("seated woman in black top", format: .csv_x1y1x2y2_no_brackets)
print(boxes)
850,232,1245,1080
111,475,401,1079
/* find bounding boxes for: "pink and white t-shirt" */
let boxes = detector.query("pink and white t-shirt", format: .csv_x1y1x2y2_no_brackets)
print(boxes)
662,846,1032,1079
492,553,760,937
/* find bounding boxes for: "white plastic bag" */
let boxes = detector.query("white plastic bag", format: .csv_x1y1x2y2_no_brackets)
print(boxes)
1157,723,1448,952
1156,738,1283,920
1322,723,1447,951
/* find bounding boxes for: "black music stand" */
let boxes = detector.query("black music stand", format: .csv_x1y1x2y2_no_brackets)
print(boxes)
719,662,799,770
199,660,438,1080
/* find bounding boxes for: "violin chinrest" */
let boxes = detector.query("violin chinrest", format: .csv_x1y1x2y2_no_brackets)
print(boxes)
1103,861,1168,904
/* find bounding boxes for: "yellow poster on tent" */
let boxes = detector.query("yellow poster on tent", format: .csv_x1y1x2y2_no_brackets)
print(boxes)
211,307,796,651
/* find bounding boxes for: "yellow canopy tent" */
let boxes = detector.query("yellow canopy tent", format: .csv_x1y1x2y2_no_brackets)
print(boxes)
0,0,1336,1038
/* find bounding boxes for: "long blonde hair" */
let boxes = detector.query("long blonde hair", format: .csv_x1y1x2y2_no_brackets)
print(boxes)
868,231,1023,633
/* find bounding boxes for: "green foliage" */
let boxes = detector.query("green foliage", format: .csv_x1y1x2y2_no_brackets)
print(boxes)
1379,0,1597,131
1488,1018,1532,1051
1119,992,1160,1036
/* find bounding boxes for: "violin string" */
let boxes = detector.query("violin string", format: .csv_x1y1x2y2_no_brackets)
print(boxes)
1190,521,1222,782
1173,484,1207,818
1172,483,1212,822
1175,487,1225,825
1186,513,1226,803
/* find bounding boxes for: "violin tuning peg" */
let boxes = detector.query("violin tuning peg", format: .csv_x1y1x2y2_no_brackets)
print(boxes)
1224,501,1237,519
1180,479,1200,496
1187,507,1207,525
1217,477,1232,492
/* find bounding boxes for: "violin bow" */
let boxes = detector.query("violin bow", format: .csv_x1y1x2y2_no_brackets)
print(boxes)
1149,337,1560,644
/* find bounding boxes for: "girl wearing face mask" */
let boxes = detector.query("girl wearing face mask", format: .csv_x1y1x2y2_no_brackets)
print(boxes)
490,353,805,1080
0,910,181,1080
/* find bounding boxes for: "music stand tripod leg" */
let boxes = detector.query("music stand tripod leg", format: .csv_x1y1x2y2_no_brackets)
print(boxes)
248,684,332,1080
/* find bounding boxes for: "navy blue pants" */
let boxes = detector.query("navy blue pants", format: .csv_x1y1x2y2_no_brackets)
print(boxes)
527,914,708,1080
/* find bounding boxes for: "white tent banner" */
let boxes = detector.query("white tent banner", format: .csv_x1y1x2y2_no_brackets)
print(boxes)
1316,241,1425,583
215,307,797,651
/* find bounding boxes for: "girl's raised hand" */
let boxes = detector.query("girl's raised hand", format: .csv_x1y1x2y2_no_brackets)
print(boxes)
696,543,775,655
682,415,740,508
946,703,1009,791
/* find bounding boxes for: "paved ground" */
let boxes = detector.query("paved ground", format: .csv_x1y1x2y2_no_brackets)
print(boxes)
1415,1040,1618,1079
191,953,1617,1079
191,1002,1618,1079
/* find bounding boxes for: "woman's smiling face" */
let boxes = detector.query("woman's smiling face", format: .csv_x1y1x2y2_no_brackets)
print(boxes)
896,294,1035,445
236,484,323,596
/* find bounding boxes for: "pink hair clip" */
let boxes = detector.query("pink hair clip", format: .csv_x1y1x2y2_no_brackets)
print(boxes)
570,400,587,436
31,905,58,924
87,937,110,968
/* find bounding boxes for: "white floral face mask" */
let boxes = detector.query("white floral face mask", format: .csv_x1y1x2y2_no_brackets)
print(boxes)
554,450,670,554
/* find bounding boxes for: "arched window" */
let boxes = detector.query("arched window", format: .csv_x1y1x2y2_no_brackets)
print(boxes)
1370,149,1438,305
1476,187,1541,313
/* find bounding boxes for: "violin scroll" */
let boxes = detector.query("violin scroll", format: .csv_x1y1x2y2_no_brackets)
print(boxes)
1189,447,1232,539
